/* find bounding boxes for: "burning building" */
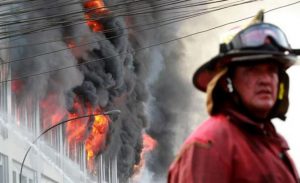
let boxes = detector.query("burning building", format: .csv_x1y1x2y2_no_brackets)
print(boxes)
0,0,153,182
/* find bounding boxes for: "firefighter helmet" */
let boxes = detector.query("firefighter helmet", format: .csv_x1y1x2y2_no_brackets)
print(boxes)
193,10,298,92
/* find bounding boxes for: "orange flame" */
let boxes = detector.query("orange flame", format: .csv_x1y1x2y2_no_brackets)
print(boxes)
65,97,89,144
142,133,157,152
85,108,109,170
40,93,110,171
67,41,76,49
133,133,157,174
84,0,109,32
40,94,67,129
65,97,110,171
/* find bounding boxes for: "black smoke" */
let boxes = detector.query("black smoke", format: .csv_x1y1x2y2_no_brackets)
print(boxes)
8,0,196,182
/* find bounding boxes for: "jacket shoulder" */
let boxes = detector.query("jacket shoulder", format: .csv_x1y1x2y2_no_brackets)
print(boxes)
168,115,234,183
185,114,237,146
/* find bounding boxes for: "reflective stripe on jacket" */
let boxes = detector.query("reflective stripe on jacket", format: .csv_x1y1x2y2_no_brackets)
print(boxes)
168,112,299,183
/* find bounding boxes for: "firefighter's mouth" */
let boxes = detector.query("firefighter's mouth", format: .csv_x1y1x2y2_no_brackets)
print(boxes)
256,89,273,96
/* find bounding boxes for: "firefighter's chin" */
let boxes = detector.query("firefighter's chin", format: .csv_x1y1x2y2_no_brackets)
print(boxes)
247,93,277,119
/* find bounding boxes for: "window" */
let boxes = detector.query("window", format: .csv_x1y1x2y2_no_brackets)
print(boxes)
0,124,8,139
0,64,9,140
13,171,16,183
21,175,27,183
0,153,9,183
0,165,4,182
12,160,36,183
13,170,33,183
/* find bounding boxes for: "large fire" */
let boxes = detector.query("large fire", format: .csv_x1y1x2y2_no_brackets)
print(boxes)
40,94,110,171
67,98,110,171
84,0,109,32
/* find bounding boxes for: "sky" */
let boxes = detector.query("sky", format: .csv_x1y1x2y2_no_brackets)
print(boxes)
175,0,300,171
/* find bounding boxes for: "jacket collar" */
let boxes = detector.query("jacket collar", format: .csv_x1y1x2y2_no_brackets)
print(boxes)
224,108,290,150
226,108,268,129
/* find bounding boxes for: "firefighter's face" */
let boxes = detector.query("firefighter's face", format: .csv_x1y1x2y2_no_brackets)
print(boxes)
232,62,279,118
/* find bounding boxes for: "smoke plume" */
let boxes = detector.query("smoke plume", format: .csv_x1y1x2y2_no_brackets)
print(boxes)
8,0,198,182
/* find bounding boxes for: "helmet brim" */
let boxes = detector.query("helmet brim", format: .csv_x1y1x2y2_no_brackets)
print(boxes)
193,50,298,92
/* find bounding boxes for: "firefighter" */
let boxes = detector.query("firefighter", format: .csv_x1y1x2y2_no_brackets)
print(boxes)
168,10,300,183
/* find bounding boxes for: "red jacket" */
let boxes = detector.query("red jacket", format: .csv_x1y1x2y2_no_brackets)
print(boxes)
168,110,299,183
